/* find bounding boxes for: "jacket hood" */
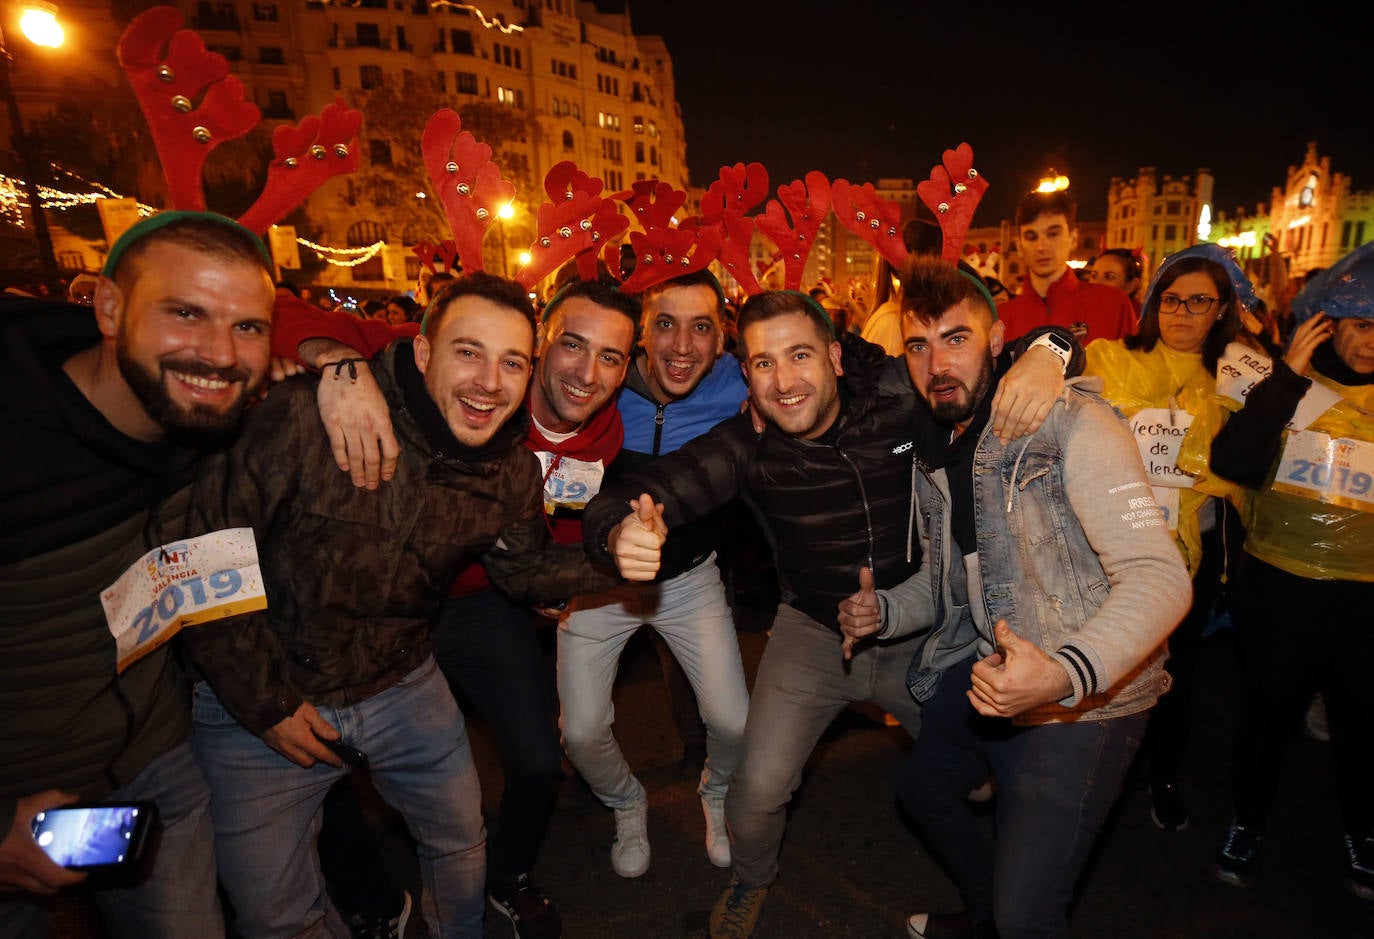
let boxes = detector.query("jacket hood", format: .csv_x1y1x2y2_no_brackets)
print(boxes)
1292,240,1374,324
1141,244,1258,315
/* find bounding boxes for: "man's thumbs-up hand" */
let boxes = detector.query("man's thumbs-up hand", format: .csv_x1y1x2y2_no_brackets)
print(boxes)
838,566,881,660
967,620,1073,718
608,492,668,581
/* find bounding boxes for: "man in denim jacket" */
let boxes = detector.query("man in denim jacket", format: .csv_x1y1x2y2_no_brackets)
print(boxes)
840,256,1191,939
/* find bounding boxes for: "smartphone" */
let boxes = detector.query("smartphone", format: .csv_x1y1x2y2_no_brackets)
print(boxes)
319,736,369,769
30,801,157,872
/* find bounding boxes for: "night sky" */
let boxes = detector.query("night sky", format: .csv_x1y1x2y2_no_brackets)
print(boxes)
619,0,1371,226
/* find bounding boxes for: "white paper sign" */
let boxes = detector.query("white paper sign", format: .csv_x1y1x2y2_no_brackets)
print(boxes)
100,528,267,672
1216,343,1343,430
1216,343,1273,404
1272,430,1374,514
1131,407,1196,489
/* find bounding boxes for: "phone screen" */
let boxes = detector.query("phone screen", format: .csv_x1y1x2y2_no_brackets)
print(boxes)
31,805,146,869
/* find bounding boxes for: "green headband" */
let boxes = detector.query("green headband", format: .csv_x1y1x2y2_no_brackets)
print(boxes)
779,289,836,338
101,210,271,278
958,269,998,320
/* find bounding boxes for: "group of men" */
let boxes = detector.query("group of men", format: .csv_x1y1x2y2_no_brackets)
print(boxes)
16,183,1361,939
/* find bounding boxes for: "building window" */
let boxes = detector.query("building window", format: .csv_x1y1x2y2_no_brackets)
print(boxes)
360,65,384,89
649,145,657,166
264,90,291,118
497,86,524,108
435,71,446,92
456,71,478,94
634,141,644,162
252,3,278,22
1164,225,1177,242
572,103,580,119
258,46,284,64
396,26,408,52
332,66,341,90
451,29,474,55
647,120,657,138
633,114,643,134
369,140,392,165
562,130,575,150
356,23,381,48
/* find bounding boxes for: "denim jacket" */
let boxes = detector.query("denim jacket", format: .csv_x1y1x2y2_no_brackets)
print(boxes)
879,379,1192,724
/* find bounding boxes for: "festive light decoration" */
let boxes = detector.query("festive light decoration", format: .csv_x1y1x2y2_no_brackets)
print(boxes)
429,2,524,34
296,235,386,267
0,167,158,229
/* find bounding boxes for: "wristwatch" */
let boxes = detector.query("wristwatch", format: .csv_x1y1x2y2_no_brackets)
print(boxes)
1027,332,1072,373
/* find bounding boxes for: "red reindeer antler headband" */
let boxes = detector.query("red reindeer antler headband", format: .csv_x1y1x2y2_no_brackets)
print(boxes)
915,142,989,263
118,6,362,234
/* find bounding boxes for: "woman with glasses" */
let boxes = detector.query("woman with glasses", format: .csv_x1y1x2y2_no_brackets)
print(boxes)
1084,244,1262,832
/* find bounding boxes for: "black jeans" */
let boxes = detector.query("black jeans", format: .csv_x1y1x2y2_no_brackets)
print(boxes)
1228,555,1374,837
433,588,564,892
898,656,1145,939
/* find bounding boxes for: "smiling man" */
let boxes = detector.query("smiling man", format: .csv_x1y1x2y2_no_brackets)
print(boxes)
436,276,638,938
999,190,1138,344
585,290,934,939
555,269,753,884
0,211,275,938
181,272,614,939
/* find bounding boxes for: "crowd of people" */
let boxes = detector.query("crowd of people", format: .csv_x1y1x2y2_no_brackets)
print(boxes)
2,182,1371,939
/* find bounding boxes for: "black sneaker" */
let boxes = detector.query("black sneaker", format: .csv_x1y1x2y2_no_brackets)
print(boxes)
1213,820,1262,887
1344,832,1374,901
1149,782,1190,831
343,889,411,939
906,910,997,938
489,874,562,939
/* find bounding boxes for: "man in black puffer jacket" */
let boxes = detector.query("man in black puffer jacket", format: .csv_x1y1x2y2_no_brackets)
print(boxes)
584,290,1072,939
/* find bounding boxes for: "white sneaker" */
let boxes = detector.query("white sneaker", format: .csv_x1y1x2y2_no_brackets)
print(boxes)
611,802,650,878
702,794,731,868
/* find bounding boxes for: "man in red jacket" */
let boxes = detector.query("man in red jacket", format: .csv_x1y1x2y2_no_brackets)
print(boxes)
437,277,638,938
999,190,1138,344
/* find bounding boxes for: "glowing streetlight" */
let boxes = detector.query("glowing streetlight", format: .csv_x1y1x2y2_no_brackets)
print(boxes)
1036,170,1070,194
517,249,531,266
19,5,64,48
497,202,515,220
1,2,64,284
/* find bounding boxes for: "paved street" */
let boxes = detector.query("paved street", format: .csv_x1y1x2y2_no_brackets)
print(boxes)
55,594,1374,938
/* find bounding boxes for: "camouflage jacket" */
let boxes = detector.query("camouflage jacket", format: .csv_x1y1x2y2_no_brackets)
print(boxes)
184,339,611,736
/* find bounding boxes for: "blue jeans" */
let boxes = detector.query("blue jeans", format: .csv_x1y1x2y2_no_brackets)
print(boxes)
898,656,1146,939
727,603,925,887
433,588,563,891
192,658,486,939
0,740,223,939
558,555,749,808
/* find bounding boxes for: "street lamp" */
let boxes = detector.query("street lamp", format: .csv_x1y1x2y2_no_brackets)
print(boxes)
1036,170,1070,194
0,2,62,285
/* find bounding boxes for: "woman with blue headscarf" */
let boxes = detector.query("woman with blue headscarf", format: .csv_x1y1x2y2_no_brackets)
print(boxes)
1084,244,1262,833
1205,241,1374,900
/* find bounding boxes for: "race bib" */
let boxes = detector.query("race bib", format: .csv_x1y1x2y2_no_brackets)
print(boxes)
1217,344,1343,430
1131,408,1195,489
100,528,267,672
1272,430,1374,514
536,453,606,514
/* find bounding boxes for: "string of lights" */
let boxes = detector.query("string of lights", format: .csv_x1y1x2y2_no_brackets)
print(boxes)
0,169,157,229
297,236,386,267
429,2,524,34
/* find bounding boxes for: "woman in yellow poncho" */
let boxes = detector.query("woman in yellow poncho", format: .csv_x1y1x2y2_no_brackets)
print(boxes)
1205,242,1374,899
1084,244,1261,834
